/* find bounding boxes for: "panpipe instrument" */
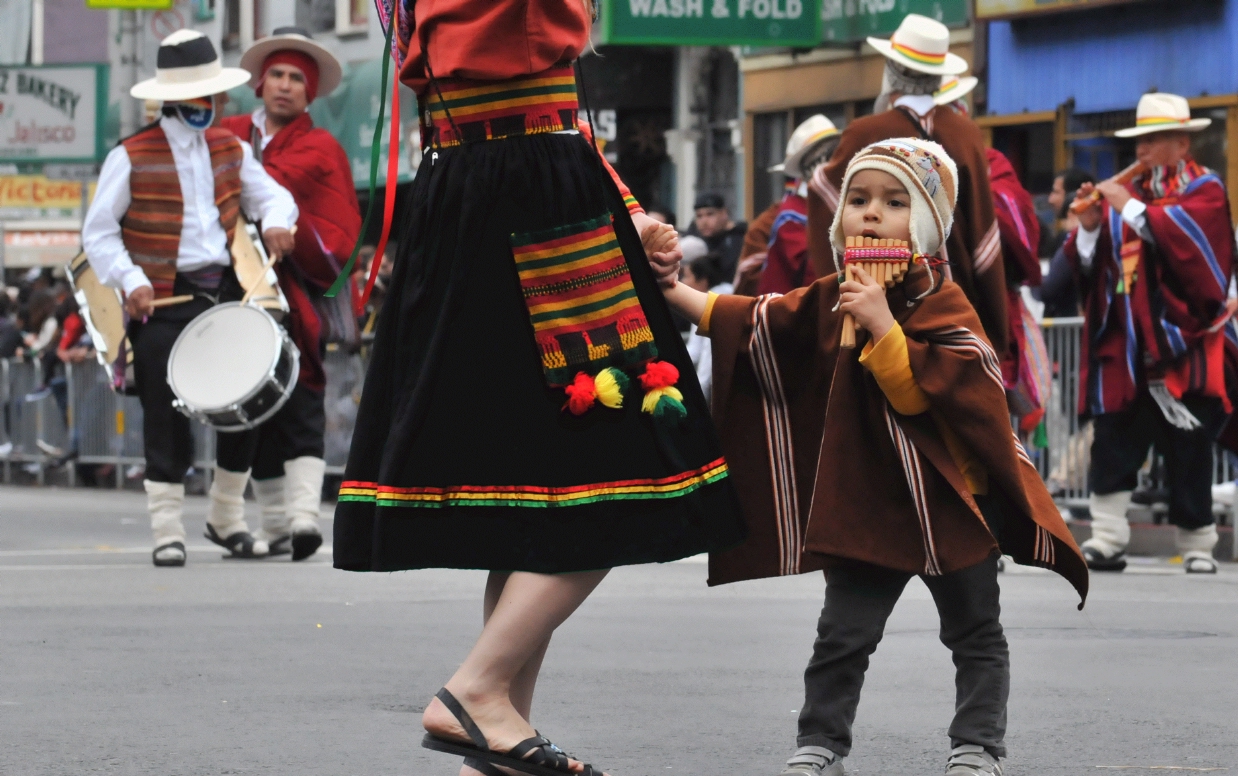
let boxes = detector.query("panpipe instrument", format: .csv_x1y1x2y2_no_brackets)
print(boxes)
1068,161,1147,214
840,236,912,349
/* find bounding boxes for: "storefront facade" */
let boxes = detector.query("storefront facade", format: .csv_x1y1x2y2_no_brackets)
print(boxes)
982,0,1238,210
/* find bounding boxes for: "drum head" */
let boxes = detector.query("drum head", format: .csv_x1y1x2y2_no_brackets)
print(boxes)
169,304,281,410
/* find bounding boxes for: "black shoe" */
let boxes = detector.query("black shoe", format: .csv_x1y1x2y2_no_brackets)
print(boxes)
152,541,186,567
1082,545,1127,572
291,530,323,561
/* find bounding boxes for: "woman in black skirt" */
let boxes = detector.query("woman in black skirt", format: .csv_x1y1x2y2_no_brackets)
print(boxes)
334,2,744,774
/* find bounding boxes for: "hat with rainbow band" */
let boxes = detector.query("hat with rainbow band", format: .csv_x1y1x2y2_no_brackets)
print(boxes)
867,14,968,76
933,74,977,107
1114,93,1211,138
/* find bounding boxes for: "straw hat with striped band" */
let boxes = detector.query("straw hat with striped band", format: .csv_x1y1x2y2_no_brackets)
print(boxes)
1114,93,1211,138
867,14,968,76
768,114,840,179
933,75,977,107
240,26,343,98
131,30,251,102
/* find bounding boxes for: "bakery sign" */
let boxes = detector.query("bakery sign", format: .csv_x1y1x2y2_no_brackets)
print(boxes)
0,64,109,165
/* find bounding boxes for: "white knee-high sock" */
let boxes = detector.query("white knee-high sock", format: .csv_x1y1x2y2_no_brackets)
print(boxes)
251,476,288,535
1176,524,1218,558
145,480,185,546
284,457,325,534
207,467,252,536
1085,490,1132,557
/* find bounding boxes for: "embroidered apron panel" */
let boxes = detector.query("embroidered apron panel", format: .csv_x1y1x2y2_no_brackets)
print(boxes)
511,213,657,388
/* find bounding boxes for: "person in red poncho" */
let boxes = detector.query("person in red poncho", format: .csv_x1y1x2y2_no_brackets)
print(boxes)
217,27,361,562
986,148,1049,433
1067,93,1236,575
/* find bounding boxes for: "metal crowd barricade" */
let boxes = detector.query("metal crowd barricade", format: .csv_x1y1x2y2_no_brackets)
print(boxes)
0,344,365,487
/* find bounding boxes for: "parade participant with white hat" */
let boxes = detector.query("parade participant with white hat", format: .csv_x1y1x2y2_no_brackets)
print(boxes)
82,29,299,567
217,27,361,562
933,74,978,113
803,13,1010,359
1067,91,1234,574
758,114,839,294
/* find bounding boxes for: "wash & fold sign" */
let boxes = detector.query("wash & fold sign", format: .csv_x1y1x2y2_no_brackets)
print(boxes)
602,0,821,45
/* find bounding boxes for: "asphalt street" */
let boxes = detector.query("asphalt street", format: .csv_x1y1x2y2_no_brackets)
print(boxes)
2,485,1236,775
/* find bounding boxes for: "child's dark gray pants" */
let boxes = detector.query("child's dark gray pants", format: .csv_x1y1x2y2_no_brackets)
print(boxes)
796,553,1008,759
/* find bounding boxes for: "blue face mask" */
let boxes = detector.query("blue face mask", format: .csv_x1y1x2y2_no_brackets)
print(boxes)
174,98,214,130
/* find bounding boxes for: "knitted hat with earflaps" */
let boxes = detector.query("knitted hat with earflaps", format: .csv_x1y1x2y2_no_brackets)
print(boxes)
828,137,958,272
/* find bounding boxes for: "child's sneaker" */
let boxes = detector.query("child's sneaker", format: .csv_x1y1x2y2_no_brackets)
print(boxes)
780,746,844,776
944,745,1002,775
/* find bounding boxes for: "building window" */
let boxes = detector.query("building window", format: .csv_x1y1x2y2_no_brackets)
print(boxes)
337,0,368,35
296,0,336,33
752,111,789,217
223,0,261,50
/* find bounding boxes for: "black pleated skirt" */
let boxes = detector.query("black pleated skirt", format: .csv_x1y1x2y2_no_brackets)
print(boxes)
332,131,744,573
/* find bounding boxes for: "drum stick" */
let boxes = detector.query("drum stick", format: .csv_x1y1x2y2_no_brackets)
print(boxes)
150,295,195,308
1069,161,1146,214
241,255,279,306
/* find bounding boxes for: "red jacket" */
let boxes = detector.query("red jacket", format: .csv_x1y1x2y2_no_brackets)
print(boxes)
220,111,362,392
757,191,814,295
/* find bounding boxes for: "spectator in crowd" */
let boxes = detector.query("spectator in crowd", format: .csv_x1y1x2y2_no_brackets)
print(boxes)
0,292,22,359
678,236,730,404
1036,169,1095,318
686,192,747,280
644,205,676,225
21,291,59,359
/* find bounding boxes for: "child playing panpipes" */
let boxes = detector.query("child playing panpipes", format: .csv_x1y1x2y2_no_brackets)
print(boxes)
661,138,1088,776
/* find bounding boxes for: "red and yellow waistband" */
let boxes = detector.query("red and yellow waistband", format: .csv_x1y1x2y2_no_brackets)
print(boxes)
420,66,579,149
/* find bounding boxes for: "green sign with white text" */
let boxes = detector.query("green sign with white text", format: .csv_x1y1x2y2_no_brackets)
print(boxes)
821,0,967,44
602,0,822,46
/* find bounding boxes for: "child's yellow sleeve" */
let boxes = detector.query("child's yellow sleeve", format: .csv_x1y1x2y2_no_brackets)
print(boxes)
696,292,720,337
858,323,931,416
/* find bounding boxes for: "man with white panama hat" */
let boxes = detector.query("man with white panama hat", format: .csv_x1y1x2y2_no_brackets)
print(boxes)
1066,91,1234,575
82,29,299,567
217,27,361,562
804,13,1010,356
757,115,839,294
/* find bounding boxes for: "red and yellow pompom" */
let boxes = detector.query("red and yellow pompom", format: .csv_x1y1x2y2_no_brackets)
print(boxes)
639,361,686,422
562,368,631,415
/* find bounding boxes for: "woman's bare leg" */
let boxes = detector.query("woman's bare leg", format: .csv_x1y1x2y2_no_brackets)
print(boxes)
459,572,553,776
425,569,608,769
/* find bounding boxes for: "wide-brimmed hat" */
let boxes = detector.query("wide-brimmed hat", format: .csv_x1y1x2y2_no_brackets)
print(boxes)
768,114,840,179
131,30,251,102
867,14,968,76
240,26,343,97
1114,93,1211,138
933,75,977,107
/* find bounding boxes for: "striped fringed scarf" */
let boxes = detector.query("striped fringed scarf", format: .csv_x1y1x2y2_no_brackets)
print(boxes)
1137,158,1209,202
120,125,243,298
511,213,657,389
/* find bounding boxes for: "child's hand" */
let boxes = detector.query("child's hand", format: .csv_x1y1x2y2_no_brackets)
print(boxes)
640,221,681,288
839,266,895,343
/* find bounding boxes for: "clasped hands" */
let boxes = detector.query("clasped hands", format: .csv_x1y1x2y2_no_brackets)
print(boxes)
632,212,681,288
123,226,295,318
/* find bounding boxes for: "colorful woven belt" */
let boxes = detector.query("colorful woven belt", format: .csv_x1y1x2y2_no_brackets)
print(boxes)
420,65,579,149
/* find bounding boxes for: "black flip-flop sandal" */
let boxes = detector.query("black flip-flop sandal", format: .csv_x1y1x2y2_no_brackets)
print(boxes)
291,531,323,561
204,524,264,559
267,535,292,556
422,688,604,776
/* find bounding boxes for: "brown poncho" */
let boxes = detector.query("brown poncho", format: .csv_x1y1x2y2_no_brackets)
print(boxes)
706,265,1088,607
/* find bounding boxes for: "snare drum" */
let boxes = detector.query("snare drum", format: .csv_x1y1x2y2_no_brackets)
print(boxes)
167,303,300,431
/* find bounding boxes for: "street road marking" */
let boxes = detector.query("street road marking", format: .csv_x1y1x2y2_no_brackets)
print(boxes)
1095,767,1228,771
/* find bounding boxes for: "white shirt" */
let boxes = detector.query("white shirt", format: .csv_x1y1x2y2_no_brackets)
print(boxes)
894,94,937,117
249,107,274,150
1075,199,1151,271
82,115,298,295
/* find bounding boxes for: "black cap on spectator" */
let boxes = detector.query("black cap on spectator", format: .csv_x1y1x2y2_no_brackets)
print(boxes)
694,192,727,211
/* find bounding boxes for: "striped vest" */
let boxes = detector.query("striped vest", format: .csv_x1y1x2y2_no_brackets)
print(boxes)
120,125,243,298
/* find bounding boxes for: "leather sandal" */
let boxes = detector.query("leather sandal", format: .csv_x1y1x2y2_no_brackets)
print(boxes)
204,524,266,559
422,688,605,776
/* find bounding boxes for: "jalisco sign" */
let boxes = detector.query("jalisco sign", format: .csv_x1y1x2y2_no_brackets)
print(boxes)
822,0,968,43
0,64,109,164
975,0,1142,19
601,0,822,46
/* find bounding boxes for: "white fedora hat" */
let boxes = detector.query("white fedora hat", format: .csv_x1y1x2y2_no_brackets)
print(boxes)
867,14,968,76
768,114,840,179
933,75,977,107
240,26,343,98
1114,92,1211,138
131,30,252,102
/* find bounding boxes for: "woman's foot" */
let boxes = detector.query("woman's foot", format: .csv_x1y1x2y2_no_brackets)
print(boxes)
424,686,603,775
